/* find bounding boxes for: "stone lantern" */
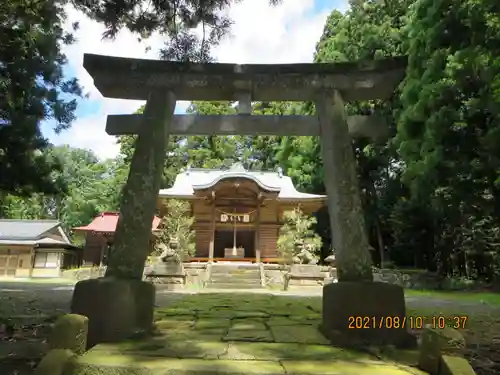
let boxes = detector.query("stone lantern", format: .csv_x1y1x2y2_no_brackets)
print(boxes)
169,237,179,253
324,253,338,284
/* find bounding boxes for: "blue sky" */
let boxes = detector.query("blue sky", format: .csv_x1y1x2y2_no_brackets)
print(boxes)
43,0,348,160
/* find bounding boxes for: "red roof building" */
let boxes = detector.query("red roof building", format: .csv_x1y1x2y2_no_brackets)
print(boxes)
74,212,161,235
74,212,162,266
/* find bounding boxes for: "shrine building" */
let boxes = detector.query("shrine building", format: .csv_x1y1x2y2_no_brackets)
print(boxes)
158,163,326,263
74,212,161,266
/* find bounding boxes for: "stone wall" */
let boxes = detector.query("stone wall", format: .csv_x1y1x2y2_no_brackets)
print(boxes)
62,264,441,290
62,264,209,286
62,266,106,281
262,264,442,290
373,268,443,289
183,264,209,286
263,264,330,288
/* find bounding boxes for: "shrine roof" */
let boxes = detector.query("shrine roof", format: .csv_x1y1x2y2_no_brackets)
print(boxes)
158,163,326,201
0,219,78,249
73,212,161,233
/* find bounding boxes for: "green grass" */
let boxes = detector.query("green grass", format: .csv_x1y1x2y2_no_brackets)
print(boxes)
405,289,500,306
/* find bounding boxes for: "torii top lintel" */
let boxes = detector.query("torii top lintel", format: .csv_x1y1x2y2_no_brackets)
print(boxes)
83,54,407,102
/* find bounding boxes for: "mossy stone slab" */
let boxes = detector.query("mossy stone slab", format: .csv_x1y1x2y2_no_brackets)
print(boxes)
232,311,270,319
198,310,237,319
288,313,321,322
219,342,379,362
65,356,285,375
281,360,420,375
230,320,267,331
155,308,194,317
155,319,195,330
271,326,330,345
267,317,303,327
224,329,274,342
440,355,476,375
195,319,230,330
154,314,196,323
162,330,224,342
155,325,194,336
193,327,228,336
34,349,76,375
90,339,228,359
373,348,420,367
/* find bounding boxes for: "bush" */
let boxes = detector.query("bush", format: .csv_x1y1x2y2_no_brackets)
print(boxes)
154,199,195,260
276,206,322,265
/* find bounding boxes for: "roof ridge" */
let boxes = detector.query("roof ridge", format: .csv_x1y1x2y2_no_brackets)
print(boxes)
187,168,279,174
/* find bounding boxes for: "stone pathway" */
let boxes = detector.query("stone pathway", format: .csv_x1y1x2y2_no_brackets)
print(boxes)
67,293,428,375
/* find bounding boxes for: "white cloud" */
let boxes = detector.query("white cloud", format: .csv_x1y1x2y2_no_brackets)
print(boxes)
49,0,335,160
214,0,330,64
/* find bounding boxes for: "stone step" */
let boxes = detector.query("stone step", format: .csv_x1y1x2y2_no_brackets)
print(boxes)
207,278,260,282
210,270,260,275
210,270,257,273
210,273,260,280
210,265,259,272
210,275,260,282
205,282,263,289
210,275,260,280
210,274,260,280
210,270,260,276
209,281,262,287
65,353,414,375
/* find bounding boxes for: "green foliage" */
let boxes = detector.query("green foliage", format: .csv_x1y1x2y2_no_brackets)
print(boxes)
155,200,195,260
117,101,297,177
395,0,500,277
0,146,122,234
0,0,82,195
277,207,322,265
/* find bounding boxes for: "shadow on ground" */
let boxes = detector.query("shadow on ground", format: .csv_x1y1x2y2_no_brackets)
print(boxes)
67,294,426,375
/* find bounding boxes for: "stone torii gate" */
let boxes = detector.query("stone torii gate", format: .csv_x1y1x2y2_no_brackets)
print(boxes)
72,54,413,348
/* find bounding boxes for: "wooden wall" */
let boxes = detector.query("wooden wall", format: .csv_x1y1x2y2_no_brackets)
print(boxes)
160,179,324,261
82,233,106,265
194,222,210,257
258,225,278,258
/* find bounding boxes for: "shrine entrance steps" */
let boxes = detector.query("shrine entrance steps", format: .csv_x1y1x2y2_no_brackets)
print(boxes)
206,263,263,290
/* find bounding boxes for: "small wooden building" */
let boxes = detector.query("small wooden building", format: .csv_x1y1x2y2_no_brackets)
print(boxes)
0,220,81,278
158,163,326,263
74,212,161,266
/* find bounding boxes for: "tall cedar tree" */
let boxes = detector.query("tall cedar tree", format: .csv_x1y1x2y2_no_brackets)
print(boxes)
0,0,83,195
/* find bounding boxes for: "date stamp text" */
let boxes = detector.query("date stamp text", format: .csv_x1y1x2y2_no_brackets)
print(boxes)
347,315,468,330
